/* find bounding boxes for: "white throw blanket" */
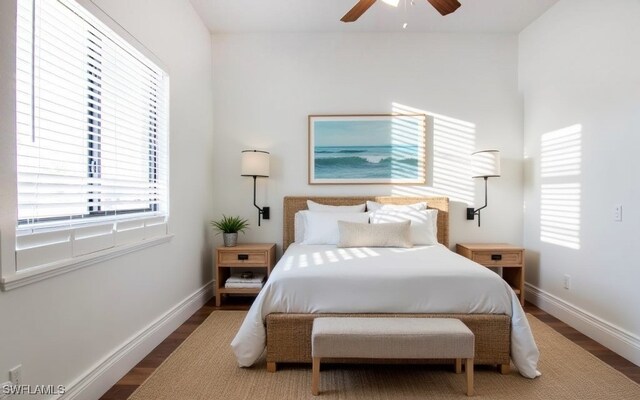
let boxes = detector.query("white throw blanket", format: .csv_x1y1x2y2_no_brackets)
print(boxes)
231,244,540,378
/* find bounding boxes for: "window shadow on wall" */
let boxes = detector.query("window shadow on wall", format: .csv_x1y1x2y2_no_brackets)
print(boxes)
390,103,475,205
540,124,582,250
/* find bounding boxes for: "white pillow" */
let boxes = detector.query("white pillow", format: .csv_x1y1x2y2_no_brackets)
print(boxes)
366,201,427,211
338,220,412,248
302,211,370,245
307,200,366,213
295,208,364,243
370,209,438,245
294,211,306,243
296,202,365,243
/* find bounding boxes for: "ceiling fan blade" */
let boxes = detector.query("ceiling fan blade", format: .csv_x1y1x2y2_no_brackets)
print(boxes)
341,0,377,23
426,0,461,16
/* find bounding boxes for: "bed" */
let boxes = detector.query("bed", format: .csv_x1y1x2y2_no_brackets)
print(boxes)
231,196,540,378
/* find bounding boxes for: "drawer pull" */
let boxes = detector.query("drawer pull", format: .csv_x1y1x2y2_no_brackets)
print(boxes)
237,254,249,261
491,254,502,261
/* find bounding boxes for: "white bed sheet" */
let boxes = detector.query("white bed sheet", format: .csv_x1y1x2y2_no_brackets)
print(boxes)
231,243,540,378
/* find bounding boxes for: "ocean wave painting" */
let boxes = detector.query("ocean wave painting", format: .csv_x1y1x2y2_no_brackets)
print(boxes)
309,115,426,184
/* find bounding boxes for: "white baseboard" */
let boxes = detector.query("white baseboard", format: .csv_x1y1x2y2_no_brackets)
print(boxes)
58,281,214,400
525,282,640,366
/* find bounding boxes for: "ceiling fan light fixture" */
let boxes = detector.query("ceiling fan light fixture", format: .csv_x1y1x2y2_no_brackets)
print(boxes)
382,0,400,7
341,0,460,23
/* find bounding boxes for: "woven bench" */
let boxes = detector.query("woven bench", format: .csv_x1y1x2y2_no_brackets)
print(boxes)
311,317,475,396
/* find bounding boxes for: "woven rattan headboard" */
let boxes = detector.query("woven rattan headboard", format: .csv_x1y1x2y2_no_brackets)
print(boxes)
283,196,449,251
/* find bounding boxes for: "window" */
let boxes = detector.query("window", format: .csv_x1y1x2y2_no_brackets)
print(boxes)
14,0,169,271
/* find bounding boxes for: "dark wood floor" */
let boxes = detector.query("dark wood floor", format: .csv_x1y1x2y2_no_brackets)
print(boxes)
99,298,640,399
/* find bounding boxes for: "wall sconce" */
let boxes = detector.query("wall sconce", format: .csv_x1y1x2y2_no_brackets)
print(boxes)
241,150,270,226
466,150,501,227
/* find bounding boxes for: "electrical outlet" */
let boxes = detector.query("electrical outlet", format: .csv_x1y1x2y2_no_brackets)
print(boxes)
563,274,571,290
9,365,22,386
614,204,622,221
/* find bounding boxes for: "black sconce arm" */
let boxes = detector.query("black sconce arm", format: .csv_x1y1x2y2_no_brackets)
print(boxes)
466,176,488,227
251,176,270,226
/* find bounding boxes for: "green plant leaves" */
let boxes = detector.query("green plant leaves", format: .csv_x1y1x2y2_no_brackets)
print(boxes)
210,215,250,234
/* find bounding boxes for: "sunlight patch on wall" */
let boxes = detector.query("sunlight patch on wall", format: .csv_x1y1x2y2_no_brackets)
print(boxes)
391,103,475,203
540,124,582,249
541,124,582,178
540,183,581,249
390,115,427,180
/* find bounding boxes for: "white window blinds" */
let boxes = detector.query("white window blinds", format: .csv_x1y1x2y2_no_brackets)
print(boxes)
16,0,169,233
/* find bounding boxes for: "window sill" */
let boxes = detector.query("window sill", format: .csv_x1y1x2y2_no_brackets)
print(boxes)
1,234,173,291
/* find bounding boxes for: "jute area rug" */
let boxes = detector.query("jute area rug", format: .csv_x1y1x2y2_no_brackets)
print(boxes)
129,311,640,399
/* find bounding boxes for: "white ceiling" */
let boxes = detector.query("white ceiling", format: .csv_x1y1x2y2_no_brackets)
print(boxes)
190,0,559,34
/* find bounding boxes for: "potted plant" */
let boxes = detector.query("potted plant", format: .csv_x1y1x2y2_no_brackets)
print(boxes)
211,215,249,247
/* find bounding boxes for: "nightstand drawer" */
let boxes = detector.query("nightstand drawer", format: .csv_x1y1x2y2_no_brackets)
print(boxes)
472,251,522,266
218,251,268,265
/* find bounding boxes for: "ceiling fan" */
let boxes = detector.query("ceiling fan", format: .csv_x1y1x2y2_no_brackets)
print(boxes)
341,0,461,23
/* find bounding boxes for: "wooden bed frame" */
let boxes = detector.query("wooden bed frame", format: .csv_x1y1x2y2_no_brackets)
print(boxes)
265,196,511,373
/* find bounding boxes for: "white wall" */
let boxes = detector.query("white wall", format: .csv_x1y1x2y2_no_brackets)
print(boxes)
520,0,640,364
0,0,214,398
211,33,524,251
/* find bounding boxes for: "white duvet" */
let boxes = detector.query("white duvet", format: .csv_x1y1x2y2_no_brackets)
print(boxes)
231,243,540,378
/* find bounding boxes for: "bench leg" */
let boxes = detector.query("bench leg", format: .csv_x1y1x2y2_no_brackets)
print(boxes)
455,358,462,374
267,362,277,373
312,357,320,396
499,363,510,375
466,358,474,396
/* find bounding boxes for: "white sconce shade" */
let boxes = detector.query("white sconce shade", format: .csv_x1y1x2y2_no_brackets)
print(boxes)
471,150,501,178
241,150,270,177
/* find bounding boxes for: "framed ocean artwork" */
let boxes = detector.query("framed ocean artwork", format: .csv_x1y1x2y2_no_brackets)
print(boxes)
308,114,427,184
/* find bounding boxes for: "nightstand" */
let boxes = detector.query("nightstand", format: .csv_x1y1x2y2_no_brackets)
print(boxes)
456,243,525,306
215,243,276,306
